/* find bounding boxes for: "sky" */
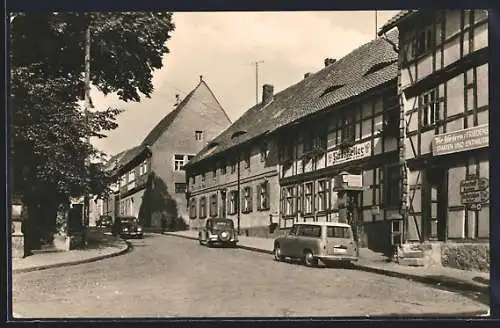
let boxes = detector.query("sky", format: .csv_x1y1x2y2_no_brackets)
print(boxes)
91,11,400,157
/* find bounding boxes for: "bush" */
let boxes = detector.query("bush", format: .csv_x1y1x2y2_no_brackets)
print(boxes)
441,243,489,272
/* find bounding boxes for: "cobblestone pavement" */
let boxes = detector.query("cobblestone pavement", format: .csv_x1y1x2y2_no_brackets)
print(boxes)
12,233,488,318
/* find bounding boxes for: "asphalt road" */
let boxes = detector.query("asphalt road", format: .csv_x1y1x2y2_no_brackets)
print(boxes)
12,233,489,318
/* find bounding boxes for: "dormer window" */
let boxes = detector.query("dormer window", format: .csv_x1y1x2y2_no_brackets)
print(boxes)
195,130,203,141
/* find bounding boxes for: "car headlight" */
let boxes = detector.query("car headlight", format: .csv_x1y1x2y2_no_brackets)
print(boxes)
137,227,142,232
123,228,128,232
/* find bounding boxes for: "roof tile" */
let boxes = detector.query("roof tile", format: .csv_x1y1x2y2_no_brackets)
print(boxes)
187,31,399,167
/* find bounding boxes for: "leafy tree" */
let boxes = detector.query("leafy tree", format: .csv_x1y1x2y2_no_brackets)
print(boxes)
11,12,175,249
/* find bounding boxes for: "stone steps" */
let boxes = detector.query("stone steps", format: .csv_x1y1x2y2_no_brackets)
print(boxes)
396,242,443,268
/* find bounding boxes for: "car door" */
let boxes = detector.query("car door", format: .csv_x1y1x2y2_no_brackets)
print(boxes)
284,225,301,258
279,225,296,257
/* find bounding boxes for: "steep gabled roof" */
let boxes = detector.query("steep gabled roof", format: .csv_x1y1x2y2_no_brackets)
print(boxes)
187,31,399,167
378,10,419,36
104,145,147,173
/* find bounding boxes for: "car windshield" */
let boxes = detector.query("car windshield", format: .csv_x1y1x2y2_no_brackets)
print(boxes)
327,226,351,239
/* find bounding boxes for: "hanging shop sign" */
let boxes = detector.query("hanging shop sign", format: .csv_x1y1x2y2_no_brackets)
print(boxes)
327,141,372,166
460,174,489,210
333,172,364,191
432,124,488,156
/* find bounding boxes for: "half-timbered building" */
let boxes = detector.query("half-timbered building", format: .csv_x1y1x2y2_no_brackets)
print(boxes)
379,10,489,244
186,33,403,252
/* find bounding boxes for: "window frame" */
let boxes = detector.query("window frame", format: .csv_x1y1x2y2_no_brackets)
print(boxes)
317,179,330,213
199,196,207,218
419,88,439,128
189,198,197,219
242,186,253,213
257,181,270,211
303,182,314,215
195,130,204,141
174,182,187,194
209,193,218,217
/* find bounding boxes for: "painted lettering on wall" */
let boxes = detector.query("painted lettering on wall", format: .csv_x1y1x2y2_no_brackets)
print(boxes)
432,124,488,156
327,141,372,166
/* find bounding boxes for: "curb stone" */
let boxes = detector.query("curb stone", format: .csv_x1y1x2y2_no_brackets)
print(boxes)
162,232,487,294
13,239,132,274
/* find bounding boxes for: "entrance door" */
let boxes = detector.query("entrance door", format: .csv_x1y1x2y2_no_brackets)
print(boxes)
425,167,447,241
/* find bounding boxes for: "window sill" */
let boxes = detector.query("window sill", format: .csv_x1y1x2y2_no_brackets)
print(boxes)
258,207,270,212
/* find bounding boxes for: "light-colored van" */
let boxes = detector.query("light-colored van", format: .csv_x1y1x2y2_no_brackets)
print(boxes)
273,222,358,267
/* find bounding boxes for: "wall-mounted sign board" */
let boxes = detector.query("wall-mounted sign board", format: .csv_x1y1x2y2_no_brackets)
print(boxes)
432,124,488,156
327,141,371,166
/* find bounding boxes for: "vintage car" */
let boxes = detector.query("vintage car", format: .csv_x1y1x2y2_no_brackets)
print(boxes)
273,222,358,267
96,215,113,228
116,216,143,239
198,218,238,247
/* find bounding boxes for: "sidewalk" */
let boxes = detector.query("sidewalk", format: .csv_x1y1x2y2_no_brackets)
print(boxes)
12,238,130,274
163,230,490,294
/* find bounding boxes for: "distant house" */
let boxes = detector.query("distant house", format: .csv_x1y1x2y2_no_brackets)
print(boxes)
103,77,231,229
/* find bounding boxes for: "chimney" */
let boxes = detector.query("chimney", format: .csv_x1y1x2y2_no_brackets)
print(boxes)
262,84,274,106
174,94,180,106
324,58,337,67
199,75,203,82
304,72,312,79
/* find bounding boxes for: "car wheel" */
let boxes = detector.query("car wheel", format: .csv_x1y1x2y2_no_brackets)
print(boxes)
274,245,284,262
303,250,318,267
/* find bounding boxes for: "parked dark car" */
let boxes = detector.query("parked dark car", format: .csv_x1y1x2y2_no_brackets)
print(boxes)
117,216,143,239
198,218,238,247
96,215,113,228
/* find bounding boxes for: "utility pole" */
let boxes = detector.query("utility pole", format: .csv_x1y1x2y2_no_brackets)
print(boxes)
375,11,378,40
252,61,264,105
83,20,92,247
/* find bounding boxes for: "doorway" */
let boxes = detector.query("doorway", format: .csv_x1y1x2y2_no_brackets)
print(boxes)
425,166,447,241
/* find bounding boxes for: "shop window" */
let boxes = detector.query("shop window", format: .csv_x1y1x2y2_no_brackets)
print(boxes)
420,89,439,127
317,180,330,212
304,183,314,215
242,186,253,213
257,181,270,211
199,197,207,218
385,166,401,207
189,198,197,219
175,183,186,194
209,194,218,217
